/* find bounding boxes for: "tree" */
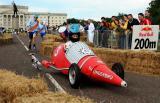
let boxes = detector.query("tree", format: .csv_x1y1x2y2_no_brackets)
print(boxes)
148,0,160,25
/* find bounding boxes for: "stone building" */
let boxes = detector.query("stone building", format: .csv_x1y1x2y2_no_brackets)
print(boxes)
0,5,67,31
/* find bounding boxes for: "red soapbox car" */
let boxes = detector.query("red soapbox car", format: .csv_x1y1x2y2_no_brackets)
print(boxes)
31,41,127,89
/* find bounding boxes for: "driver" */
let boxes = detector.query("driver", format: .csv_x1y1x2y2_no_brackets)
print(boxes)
65,24,81,50
64,24,94,64
68,24,80,42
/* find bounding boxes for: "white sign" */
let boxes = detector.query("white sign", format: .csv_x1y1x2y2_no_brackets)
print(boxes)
131,25,159,51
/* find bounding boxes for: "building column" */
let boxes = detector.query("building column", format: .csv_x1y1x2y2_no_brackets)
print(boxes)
19,15,21,29
11,14,12,29
2,14,4,27
6,15,9,29
23,15,25,30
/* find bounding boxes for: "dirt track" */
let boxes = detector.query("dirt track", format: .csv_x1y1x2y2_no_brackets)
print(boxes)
0,34,160,103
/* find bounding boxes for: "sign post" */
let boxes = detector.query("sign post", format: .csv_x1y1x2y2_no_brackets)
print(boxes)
131,25,159,51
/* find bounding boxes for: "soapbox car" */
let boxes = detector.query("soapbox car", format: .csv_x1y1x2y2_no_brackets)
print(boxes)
31,41,127,89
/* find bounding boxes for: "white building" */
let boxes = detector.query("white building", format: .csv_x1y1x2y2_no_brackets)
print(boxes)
0,5,67,30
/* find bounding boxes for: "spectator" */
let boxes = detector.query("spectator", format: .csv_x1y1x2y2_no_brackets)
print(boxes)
144,10,153,24
87,19,95,43
127,14,139,49
119,15,129,49
93,22,101,47
101,17,110,29
83,21,88,31
110,16,117,30
138,13,152,25
99,22,108,47
96,22,101,30
112,18,121,48
128,14,139,30
59,22,69,42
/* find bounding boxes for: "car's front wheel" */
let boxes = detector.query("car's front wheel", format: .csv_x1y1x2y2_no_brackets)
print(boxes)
112,63,124,79
68,63,81,89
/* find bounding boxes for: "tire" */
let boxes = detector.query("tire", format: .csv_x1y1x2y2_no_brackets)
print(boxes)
68,63,81,89
112,63,124,79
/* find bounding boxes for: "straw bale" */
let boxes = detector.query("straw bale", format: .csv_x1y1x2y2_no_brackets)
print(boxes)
80,32,87,36
80,36,87,42
150,61,160,69
140,59,149,67
14,92,94,103
0,97,5,103
126,58,141,66
44,34,63,42
92,48,127,65
87,42,94,47
39,40,54,55
0,69,94,103
0,69,48,101
19,33,27,36
43,45,53,56
40,42,63,56
41,40,54,45
0,33,13,44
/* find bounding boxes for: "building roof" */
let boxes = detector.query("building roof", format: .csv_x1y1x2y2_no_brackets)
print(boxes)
0,5,67,16
0,5,28,9
26,12,67,16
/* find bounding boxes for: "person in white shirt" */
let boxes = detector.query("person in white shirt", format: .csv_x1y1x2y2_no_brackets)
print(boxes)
87,19,95,43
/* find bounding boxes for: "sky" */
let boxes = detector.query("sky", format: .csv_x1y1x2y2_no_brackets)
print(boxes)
0,0,152,21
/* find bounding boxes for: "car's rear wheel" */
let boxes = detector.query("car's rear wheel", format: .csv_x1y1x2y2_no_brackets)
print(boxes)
69,63,81,89
112,63,124,79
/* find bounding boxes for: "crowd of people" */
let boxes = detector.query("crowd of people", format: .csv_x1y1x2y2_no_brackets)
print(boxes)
26,10,153,50
84,10,153,49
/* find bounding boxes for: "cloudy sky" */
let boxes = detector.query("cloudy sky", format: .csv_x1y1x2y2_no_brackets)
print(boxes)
0,0,151,20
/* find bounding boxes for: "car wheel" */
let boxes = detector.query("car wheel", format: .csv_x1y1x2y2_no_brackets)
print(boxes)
69,63,81,89
112,63,124,79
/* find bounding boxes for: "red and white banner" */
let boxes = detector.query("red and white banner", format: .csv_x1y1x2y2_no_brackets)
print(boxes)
131,25,159,51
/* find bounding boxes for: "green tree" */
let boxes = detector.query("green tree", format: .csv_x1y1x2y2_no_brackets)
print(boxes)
148,0,160,25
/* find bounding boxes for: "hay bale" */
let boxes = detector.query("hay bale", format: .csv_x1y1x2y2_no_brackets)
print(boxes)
40,41,63,56
44,45,53,56
92,48,127,66
126,58,141,66
43,42,63,56
87,42,94,47
80,32,87,36
0,69,94,103
80,36,87,42
14,92,94,103
0,33,13,44
0,69,48,102
0,97,5,103
19,33,27,36
44,34,63,42
40,40,54,55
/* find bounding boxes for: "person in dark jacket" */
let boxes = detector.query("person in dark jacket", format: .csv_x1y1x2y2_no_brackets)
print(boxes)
127,14,140,49
99,22,108,47
127,14,139,30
